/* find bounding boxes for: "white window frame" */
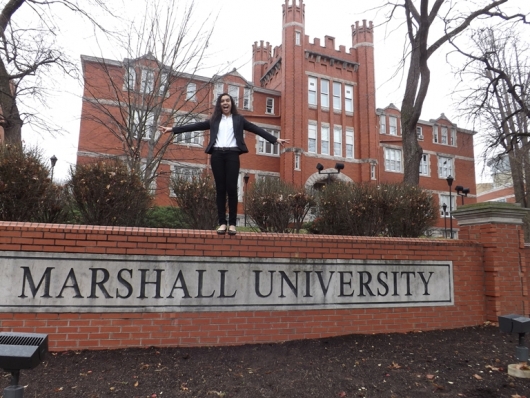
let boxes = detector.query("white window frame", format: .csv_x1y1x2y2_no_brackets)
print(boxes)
295,31,301,46
140,69,155,94
416,126,423,140
384,147,402,173
171,166,202,189
450,128,457,146
321,125,330,155
441,126,448,144
345,85,354,113
243,88,252,110
333,126,342,157
437,156,453,178
433,125,439,143
389,116,398,136
294,153,301,171
140,163,157,194
213,82,224,102
173,116,204,146
158,72,168,96
257,130,280,156
439,194,456,217
332,82,341,111
321,79,329,108
346,128,354,159
419,153,429,176
186,82,196,101
131,109,156,140
308,123,317,153
228,85,239,107
124,66,136,91
371,164,376,180
266,97,274,114
308,76,317,106
379,115,386,134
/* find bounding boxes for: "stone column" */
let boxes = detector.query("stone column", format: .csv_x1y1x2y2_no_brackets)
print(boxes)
453,203,530,321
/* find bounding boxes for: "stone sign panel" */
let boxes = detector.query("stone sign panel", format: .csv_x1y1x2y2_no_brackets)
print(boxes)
0,252,454,312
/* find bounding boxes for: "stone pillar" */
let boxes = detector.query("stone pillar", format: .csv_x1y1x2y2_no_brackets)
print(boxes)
453,203,530,321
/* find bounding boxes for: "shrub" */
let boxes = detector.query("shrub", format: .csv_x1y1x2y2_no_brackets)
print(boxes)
142,206,188,229
246,178,315,233
33,184,73,224
0,144,53,221
170,173,217,230
312,182,438,237
67,159,152,226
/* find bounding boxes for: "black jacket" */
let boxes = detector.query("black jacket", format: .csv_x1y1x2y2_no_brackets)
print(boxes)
172,114,278,154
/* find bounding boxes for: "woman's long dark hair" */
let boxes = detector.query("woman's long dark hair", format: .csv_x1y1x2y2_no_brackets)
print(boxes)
211,93,239,121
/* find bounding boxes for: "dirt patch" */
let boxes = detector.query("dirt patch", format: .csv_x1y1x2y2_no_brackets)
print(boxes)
1,324,528,397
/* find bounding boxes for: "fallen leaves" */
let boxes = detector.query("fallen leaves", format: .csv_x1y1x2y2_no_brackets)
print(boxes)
473,374,483,380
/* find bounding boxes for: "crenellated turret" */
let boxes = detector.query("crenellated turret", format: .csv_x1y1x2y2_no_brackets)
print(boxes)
352,20,374,47
252,40,272,85
282,0,305,25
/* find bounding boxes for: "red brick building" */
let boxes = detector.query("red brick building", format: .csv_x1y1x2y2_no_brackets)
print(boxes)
77,0,476,236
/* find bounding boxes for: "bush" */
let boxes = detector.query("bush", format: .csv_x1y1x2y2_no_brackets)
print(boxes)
246,178,315,233
67,159,152,226
0,144,53,221
33,184,73,224
311,182,438,237
170,173,217,230
142,206,188,229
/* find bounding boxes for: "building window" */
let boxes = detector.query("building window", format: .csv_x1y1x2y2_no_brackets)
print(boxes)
124,66,136,90
158,72,168,96
379,115,386,134
333,126,342,157
295,31,301,46
321,79,329,108
243,88,251,110
433,125,439,143
438,156,453,178
439,194,456,217
258,130,280,156
141,69,155,94
321,125,330,155
419,153,429,176
131,110,155,140
308,123,317,153
441,126,448,144
186,82,196,101
171,166,202,185
371,163,376,180
140,163,157,194
346,128,354,159
450,128,457,146
266,97,274,114
389,116,398,136
333,82,341,111
173,117,203,146
213,82,224,102
345,85,353,113
228,85,239,107
416,126,423,140
384,147,402,172
308,77,317,106
294,153,300,170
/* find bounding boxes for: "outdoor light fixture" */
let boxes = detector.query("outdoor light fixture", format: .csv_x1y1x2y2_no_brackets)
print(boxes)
455,185,470,205
243,174,250,227
316,162,345,184
50,155,57,183
446,175,454,239
0,332,48,398
498,314,530,377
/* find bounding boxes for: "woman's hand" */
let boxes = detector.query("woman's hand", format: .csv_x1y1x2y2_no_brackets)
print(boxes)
158,126,172,134
277,138,289,146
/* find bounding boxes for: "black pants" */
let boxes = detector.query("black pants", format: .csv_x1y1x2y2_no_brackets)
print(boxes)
211,150,240,226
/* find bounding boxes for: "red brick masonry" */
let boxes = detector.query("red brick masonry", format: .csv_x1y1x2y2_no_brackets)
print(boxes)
0,213,527,351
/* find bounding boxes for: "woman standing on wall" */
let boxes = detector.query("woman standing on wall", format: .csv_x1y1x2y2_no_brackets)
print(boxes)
159,93,289,235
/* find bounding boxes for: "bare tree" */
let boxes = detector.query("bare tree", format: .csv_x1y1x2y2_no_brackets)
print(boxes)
81,0,218,190
0,0,115,144
454,27,530,207
385,0,525,185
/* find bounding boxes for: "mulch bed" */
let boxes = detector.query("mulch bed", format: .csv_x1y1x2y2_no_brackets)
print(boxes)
1,323,528,397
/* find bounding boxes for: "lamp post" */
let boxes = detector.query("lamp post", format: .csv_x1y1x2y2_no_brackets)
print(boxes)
442,203,447,238
50,155,57,183
446,175,454,239
243,174,249,227
455,185,470,205
316,162,344,184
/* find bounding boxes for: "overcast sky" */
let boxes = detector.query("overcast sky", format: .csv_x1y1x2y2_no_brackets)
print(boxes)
19,0,529,182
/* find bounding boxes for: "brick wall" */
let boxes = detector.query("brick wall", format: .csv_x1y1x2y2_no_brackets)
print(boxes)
0,219,500,352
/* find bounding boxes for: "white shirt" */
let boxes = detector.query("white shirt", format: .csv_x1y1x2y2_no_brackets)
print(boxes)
214,114,237,148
